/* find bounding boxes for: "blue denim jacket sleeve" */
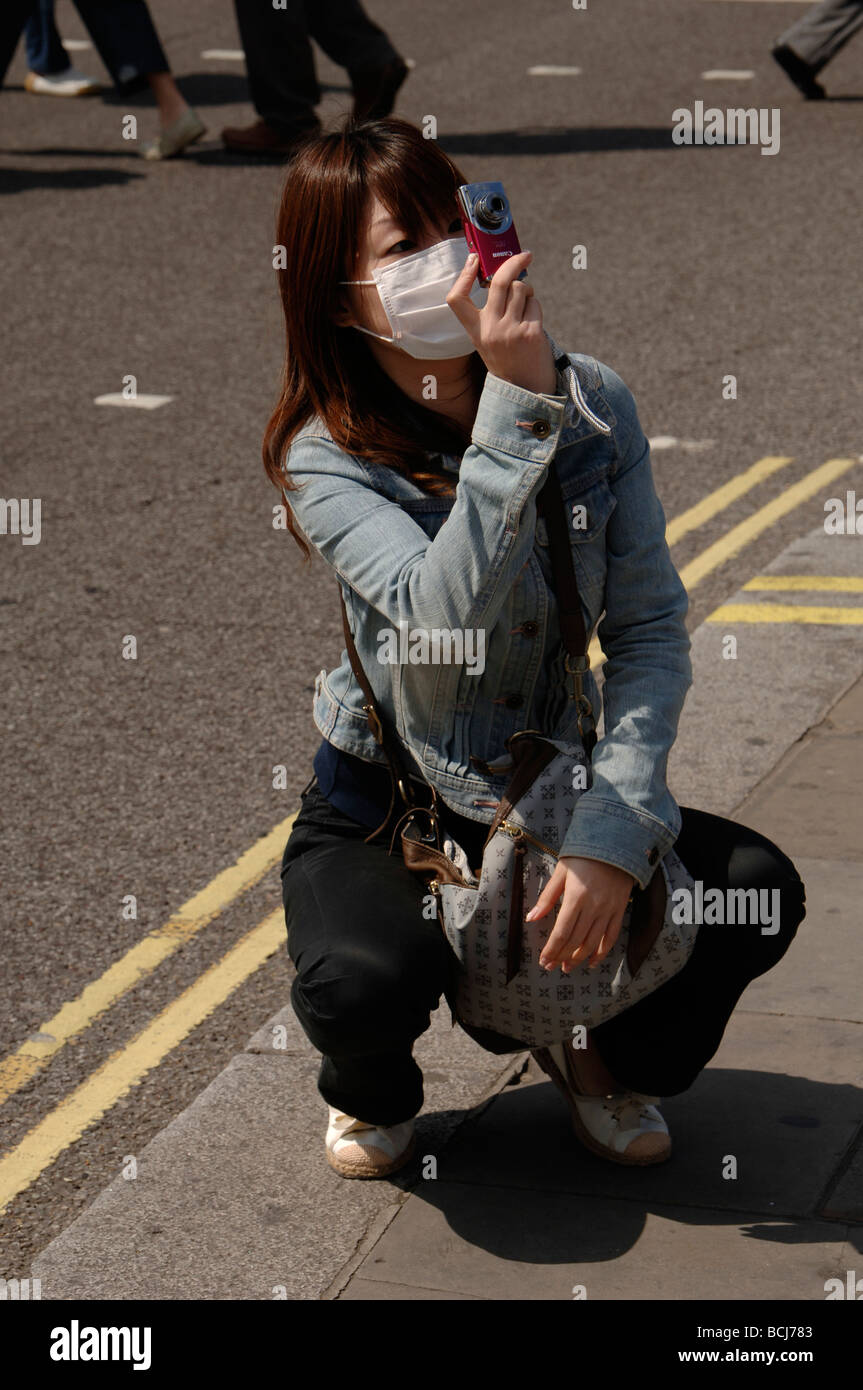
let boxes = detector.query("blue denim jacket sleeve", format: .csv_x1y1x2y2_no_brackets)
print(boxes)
557,362,693,888
283,372,568,634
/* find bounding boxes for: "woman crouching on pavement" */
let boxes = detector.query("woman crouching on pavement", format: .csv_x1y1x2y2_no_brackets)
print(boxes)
263,116,806,1179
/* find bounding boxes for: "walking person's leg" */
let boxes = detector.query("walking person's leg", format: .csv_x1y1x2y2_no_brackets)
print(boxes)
773,0,863,96
72,0,205,157
24,0,103,95
25,0,69,74
305,0,409,121
281,780,457,1174
588,806,806,1098
778,0,863,69
223,0,323,154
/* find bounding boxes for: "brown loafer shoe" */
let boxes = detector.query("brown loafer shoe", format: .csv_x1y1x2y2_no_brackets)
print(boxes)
350,57,410,123
221,118,320,155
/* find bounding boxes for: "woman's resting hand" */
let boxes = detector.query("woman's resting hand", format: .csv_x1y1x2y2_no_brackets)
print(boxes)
526,856,638,972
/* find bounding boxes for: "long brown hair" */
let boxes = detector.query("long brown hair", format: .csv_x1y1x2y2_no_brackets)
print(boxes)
263,116,487,561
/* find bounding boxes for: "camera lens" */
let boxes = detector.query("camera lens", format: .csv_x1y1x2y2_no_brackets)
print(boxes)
474,193,507,230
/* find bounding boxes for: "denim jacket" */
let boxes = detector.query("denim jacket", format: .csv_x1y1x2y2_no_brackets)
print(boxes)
282,334,692,891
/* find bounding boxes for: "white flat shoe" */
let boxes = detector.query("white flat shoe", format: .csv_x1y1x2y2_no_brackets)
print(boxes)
534,1039,672,1165
569,1090,671,1165
25,67,101,97
325,1106,416,1179
142,108,206,161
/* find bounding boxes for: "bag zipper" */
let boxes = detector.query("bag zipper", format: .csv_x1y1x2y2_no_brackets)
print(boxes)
498,819,559,860
428,821,558,893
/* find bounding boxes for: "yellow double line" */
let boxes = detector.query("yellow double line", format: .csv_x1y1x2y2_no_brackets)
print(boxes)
0,818,297,1213
588,454,859,668
709,573,863,625
1,451,860,1216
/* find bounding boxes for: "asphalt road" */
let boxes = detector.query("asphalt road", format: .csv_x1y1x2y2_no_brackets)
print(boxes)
2,0,862,1272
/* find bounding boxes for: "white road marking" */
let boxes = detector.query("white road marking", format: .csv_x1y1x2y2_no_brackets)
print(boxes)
94,394,173,410
528,66,583,76
201,49,245,61
649,436,716,452
702,70,755,79
62,40,93,52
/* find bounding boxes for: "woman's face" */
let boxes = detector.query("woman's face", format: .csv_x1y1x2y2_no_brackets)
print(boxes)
338,191,465,343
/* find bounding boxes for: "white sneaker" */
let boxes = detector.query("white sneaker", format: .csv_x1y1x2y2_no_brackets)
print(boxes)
25,67,101,97
534,1040,671,1165
325,1106,416,1179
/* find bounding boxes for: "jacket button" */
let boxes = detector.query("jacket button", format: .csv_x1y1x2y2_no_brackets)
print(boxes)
646,846,659,865
531,419,551,439
505,693,525,709
521,620,539,636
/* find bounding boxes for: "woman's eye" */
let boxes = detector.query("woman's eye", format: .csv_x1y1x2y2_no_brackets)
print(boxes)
386,221,460,254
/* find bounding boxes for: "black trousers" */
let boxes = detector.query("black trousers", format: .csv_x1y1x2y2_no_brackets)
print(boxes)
232,0,400,136
281,779,806,1126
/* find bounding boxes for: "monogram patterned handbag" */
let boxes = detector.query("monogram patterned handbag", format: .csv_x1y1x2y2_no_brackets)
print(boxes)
399,729,698,1048
337,448,700,1049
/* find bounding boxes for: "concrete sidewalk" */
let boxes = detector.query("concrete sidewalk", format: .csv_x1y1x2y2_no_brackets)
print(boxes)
331,673,863,1300
31,526,863,1300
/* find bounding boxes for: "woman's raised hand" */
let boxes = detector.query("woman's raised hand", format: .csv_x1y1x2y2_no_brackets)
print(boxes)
446,249,558,397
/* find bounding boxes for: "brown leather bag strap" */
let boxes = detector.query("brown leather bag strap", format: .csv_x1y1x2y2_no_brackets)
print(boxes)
536,457,588,659
338,586,436,843
537,360,597,753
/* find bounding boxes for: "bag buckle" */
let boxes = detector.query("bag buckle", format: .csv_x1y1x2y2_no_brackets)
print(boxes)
363,702,384,745
564,653,597,749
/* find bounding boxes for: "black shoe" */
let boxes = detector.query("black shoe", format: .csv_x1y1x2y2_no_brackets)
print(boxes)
350,58,410,123
771,44,826,99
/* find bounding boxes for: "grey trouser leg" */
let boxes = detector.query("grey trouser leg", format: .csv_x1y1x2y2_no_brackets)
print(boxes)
777,0,863,71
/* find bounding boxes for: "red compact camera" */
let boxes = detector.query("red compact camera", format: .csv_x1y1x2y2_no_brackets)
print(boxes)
456,181,526,288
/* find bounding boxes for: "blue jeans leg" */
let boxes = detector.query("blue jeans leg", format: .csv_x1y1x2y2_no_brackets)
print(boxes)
25,0,69,75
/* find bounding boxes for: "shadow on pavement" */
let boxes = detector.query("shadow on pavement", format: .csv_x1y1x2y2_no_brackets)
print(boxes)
378,1066,861,1270
0,165,144,193
441,127,683,155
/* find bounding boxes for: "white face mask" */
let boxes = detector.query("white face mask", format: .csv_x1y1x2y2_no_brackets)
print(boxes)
339,237,488,360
